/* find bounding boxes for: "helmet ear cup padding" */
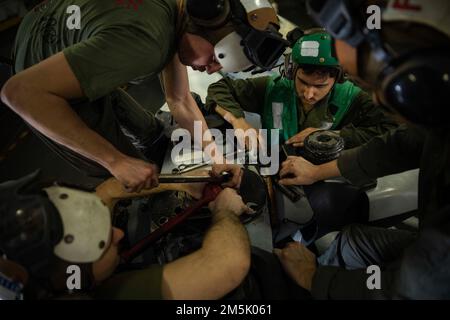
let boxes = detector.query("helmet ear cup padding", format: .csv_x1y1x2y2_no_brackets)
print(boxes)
335,67,345,83
283,53,294,80
376,50,450,126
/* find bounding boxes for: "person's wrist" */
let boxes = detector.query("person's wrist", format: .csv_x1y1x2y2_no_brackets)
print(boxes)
230,115,245,127
315,159,338,182
223,111,236,125
300,264,316,291
202,139,223,164
310,164,322,183
104,151,127,172
203,141,226,164
212,208,241,221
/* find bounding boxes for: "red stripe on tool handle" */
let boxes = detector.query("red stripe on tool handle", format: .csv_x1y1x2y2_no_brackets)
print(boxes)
121,183,223,263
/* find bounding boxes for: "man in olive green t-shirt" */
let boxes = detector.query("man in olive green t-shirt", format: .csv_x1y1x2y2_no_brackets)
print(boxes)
1,0,285,192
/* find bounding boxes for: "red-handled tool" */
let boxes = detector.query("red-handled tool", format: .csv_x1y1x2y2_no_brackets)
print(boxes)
120,183,223,263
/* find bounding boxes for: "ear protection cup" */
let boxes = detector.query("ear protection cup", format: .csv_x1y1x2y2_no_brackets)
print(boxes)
330,37,345,83
282,28,305,80
283,53,295,80
186,0,230,28
376,50,450,126
336,67,345,83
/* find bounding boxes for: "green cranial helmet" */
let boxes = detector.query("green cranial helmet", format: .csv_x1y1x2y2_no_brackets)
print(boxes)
292,31,339,67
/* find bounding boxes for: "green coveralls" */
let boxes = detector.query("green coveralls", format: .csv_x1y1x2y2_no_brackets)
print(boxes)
205,75,397,148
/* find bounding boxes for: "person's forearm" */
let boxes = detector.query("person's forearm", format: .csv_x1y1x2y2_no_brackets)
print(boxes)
169,98,226,163
169,97,211,148
216,105,247,133
205,77,267,117
215,105,239,123
196,211,251,296
4,88,125,170
203,210,251,267
337,126,422,185
315,159,342,181
161,212,250,299
338,125,394,149
162,55,216,152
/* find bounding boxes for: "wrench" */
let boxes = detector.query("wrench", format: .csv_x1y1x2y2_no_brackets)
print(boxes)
172,161,211,174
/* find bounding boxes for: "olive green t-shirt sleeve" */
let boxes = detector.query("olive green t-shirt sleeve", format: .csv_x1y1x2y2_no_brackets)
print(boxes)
337,125,424,186
338,91,398,149
93,264,163,300
64,27,164,102
205,76,270,118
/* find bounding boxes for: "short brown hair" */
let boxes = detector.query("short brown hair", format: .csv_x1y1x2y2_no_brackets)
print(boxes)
298,64,340,79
